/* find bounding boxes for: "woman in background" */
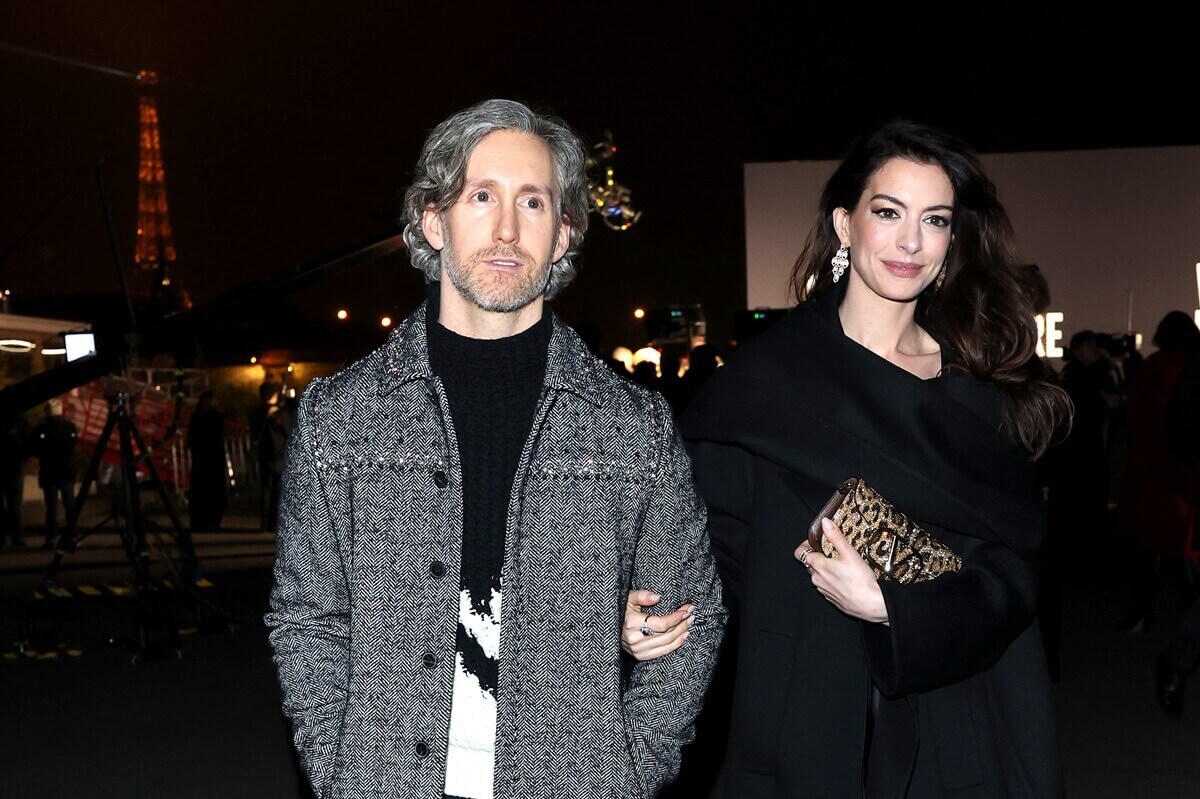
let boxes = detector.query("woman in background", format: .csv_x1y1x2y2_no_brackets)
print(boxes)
1115,312,1200,628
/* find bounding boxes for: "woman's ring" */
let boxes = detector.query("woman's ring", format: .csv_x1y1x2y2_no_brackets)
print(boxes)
799,547,812,566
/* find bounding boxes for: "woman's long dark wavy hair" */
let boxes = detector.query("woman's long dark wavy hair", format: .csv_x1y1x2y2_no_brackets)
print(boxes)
789,120,1071,459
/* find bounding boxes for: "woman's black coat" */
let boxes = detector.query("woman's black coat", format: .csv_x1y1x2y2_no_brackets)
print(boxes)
681,286,1062,798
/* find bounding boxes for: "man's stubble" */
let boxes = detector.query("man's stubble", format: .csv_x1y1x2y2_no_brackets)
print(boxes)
442,227,556,314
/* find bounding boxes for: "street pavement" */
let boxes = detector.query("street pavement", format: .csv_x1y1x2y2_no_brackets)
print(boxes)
1,500,1198,797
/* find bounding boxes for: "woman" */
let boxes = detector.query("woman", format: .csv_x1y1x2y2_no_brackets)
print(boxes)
1115,311,1200,631
624,121,1070,797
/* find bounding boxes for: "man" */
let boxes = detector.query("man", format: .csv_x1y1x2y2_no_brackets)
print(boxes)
266,99,724,799
30,399,78,550
249,383,284,531
186,391,228,531
1,413,28,548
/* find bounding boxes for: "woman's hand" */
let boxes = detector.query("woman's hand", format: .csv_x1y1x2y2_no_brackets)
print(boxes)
795,518,889,624
621,589,694,661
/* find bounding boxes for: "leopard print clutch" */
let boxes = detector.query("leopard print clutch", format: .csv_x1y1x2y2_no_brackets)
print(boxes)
807,478,962,584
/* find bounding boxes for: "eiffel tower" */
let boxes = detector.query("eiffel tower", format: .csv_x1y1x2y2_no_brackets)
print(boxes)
132,69,190,315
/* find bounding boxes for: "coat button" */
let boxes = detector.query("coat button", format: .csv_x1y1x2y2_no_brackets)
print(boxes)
433,470,448,488
422,652,437,669
430,561,446,578
415,741,429,758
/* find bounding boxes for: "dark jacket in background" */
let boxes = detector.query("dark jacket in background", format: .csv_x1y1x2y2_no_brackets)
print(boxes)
30,415,78,488
682,286,1061,798
1,415,29,542
1118,349,1200,557
187,405,228,525
1045,358,1115,544
1,415,28,484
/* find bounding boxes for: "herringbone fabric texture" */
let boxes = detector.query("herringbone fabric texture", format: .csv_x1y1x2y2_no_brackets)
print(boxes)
265,300,726,799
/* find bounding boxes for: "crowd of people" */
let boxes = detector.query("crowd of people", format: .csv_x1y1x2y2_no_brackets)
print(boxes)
180,383,299,534
1044,311,1200,717
0,384,298,545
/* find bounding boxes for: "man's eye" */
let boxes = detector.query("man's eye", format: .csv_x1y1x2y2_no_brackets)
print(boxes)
526,198,542,210
472,190,490,202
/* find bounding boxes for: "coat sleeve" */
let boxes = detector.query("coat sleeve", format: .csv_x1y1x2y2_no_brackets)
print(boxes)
623,397,728,798
686,440,755,615
861,534,1040,696
263,380,350,797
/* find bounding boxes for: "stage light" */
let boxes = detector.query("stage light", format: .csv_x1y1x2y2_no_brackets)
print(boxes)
632,347,661,367
633,308,645,320
41,348,67,355
250,356,258,364
0,339,35,353
337,309,348,320
286,365,294,373
381,316,393,328
586,132,641,231
611,347,634,372
64,333,95,362
633,347,662,379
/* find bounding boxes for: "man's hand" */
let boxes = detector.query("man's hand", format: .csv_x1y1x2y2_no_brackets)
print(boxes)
621,589,694,661
795,517,889,624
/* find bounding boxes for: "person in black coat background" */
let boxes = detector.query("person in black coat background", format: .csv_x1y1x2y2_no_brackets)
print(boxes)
30,399,79,549
186,390,228,531
1,413,29,548
248,383,284,531
628,122,1071,797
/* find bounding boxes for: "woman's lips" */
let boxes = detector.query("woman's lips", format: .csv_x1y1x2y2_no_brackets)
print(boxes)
882,259,924,279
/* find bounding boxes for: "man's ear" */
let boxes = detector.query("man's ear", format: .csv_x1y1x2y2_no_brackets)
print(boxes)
551,215,571,263
422,207,445,251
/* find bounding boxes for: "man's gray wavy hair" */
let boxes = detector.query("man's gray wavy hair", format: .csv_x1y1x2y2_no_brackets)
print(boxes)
402,99,590,300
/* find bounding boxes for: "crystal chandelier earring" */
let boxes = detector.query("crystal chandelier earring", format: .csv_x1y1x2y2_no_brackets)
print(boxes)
935,264,946,291
831,244,850,282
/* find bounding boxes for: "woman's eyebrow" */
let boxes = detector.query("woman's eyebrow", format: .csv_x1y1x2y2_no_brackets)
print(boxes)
871,193,953,213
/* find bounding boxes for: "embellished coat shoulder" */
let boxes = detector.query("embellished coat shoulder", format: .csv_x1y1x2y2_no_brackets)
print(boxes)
296,305,679,483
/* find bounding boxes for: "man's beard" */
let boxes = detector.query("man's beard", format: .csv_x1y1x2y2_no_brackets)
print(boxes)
443,238,553,314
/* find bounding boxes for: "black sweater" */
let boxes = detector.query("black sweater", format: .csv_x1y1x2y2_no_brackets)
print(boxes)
426,283,551,696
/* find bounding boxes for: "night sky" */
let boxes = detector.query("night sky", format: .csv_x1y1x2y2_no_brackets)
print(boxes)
1,3,1193,364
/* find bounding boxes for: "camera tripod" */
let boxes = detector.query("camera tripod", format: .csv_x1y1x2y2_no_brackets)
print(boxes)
41,390,205,659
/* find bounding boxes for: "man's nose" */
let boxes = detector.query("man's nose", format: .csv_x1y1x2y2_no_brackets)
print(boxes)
495,202,518,244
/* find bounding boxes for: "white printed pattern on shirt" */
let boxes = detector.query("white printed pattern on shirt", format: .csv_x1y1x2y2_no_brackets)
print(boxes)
444,587,502,799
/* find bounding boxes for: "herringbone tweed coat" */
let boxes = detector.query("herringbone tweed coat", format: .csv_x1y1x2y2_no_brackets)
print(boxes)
265,300,726,799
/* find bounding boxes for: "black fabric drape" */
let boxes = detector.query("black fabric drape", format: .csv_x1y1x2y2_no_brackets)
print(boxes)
681,285,1062,798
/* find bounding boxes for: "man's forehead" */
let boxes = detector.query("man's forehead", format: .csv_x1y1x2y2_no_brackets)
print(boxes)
464,129,556,191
